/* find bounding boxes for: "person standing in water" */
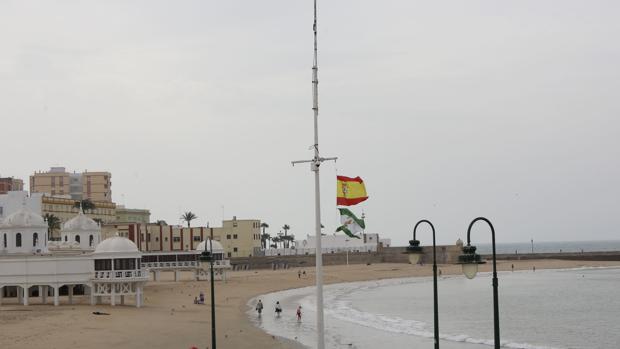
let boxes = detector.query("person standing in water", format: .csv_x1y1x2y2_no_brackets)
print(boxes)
296,305,302,321
275,301,282,317
256,299,264,316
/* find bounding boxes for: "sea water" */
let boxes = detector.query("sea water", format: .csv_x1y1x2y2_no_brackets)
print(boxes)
249,267,620,348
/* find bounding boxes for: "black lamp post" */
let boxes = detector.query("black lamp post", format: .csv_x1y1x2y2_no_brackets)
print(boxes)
199,238,216,349
406,219,439,349
457,217,499,349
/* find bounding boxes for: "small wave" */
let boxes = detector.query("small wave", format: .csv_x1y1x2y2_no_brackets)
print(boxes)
322,279,564,349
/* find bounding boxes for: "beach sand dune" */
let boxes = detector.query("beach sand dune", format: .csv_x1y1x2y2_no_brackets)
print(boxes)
1,259,618,349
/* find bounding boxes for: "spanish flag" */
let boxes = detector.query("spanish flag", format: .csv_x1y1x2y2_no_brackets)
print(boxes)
336,176,369,206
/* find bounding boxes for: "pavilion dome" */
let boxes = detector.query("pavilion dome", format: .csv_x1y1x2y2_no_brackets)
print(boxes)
0,206,46,229
94,236,139,255
196,240,224,253
62,212,99,232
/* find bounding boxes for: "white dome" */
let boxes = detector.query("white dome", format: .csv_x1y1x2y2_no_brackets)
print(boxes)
0,206,46,229
94,236,140,254
63,212,100,232
196,240,224,252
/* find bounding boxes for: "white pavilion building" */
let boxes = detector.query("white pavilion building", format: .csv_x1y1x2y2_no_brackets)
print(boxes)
195,239,231,281
0,206,147,307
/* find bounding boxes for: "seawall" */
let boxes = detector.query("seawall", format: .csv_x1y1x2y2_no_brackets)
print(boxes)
230,247,620,270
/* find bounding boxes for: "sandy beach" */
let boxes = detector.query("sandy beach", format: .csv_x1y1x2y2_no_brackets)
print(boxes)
1,259,619,349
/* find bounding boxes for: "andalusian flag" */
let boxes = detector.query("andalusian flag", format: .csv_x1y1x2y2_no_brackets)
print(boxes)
336,176,369,206
335,208,364,239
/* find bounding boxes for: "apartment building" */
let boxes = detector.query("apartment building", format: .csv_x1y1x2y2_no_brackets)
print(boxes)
30,167,112,202
0,177,24,194
42,195,117,225
102,217,262,258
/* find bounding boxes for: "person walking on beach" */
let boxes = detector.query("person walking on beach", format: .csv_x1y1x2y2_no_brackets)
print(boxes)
256,299,264,316
275,301,282,317
296,305,302,321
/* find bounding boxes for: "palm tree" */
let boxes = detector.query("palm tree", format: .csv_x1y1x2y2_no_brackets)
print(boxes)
44,214,61,239
282,235,295,249
180,211,198,227
261,233,271,249
156,220,168,226
260,222,269,249
271,236,281,249
74,199,96,213
282,224,291,248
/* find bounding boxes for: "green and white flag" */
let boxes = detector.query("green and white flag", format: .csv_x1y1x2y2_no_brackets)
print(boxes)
335,208,365,239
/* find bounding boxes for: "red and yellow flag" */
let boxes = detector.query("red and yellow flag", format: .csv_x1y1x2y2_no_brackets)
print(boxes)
336,176,369,206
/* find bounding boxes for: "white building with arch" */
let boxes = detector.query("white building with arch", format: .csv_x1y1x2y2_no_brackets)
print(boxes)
60,211,101,250
0,206,147,307
195,239,231,281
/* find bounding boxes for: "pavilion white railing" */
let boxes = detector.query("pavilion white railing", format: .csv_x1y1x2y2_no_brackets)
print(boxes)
93,270,148,280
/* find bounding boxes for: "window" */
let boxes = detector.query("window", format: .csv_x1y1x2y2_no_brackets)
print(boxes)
226,234,231,240
233,247,238,252
95,259,112,271
155,237,159,242
3,234,6,248
165,237,168,242
173,236,181,242
193,236,202,241
114,258,136,270
233,234,238,239
233,222,238,227
33,233,38,247
64,235,68,242
227,252,232,258
89,235,94,247
16,233,22,247
75,235,80,243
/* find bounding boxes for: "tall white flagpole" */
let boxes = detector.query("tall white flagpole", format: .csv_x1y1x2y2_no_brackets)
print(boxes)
291,1,336,348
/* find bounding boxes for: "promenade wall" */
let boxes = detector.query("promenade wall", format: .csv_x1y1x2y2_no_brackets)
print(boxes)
229,247,620,270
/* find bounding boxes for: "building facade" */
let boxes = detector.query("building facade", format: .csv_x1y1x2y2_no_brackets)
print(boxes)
115,206,151,224
42,195,117,226
0,206,147,308
102,217,262,258
30,167,112,202
0,177,24,194
264,233,385,256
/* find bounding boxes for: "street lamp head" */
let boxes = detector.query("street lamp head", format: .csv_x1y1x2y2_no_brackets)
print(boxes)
457,244,485,279
405,239,423,265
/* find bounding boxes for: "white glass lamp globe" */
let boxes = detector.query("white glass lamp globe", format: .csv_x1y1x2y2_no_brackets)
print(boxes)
408,252,422,265
462,263,479,279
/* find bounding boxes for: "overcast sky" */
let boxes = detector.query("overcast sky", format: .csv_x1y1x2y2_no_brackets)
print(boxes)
1,1,618,245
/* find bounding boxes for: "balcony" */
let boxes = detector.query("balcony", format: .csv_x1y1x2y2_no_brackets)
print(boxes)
93,269,149,280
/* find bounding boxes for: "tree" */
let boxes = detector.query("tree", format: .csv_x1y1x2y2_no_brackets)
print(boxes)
74,199,96,213
93,218,104,226
44,214,61,237
156,220,168,226
180,211,198,227
282,224,291,248
271,236,281,249
261,233,271,249
260,222,270,249
282,234,295,249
